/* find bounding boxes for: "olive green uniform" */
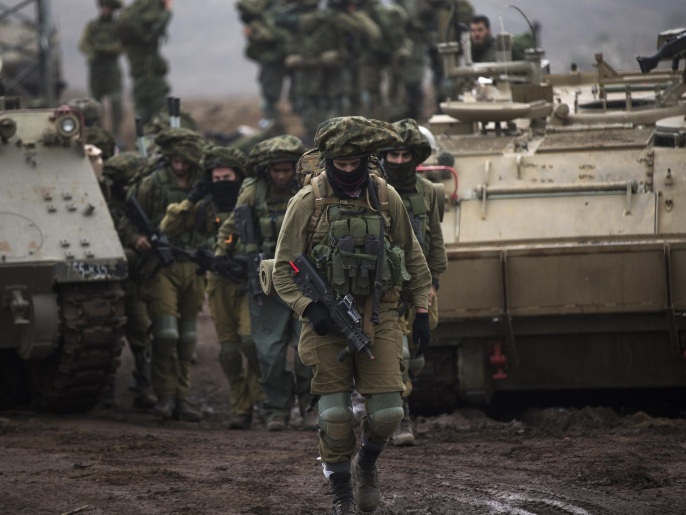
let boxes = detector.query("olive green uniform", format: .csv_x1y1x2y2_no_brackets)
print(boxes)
127,165,206,402
78,13,124,138
272,171,430,461
218,177,311,424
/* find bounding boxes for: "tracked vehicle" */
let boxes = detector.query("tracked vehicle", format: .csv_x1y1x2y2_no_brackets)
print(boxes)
412,28,686,412
0,96,127,412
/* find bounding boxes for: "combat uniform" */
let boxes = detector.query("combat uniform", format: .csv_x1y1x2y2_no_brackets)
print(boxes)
217,135,312,431
161,145,265,429
102,152,156,409
123,128,206,421
272,117,431,514
67,97,118,160
78,0,124,139
381,119,447,446
119,0,172,123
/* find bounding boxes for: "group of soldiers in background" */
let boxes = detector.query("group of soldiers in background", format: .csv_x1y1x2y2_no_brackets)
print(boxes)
239,0,475,143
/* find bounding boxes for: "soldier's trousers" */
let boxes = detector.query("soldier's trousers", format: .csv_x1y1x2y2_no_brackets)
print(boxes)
207,274,263,417
250,294,310,422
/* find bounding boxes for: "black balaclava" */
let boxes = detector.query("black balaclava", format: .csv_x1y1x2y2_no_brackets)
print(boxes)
325,156,369,199
211,180,242,213
383,152,418,193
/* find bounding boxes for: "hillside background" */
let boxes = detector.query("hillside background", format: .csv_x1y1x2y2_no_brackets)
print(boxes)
52,0,685,99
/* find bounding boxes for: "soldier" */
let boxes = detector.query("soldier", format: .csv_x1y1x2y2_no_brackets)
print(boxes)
380,119,447,446
102,152,156,409
123,127,206,422
79,0,124,141
160,145,265,429
237,0,290,123
470,14,496,63
117,0,173,123
67,97,118,160
432,0,474,103
217,134,314,432
272,116,431,514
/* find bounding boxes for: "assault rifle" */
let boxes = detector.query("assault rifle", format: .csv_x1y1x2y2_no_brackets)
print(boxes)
290,253,374,362
125,195,215,278
233,204,265,297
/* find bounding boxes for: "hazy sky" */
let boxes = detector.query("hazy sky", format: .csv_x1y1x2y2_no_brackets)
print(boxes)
50,0,683,98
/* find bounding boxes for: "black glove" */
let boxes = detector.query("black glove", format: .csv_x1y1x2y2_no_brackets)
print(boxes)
412,312,431,357
191,247,214,275
211,256,245,283
304,302,331,336
187,178,210,203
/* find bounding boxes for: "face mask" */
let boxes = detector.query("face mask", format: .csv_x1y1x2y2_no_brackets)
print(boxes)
325,157,369,198
383,160,417,192
211,180,242,212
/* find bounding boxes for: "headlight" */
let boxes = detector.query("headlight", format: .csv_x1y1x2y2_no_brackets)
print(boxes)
56,114,80,138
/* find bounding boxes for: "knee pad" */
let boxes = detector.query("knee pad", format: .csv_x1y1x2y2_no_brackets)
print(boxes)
219,341,243,379
408,355,425,377
318,392,354,450
152,315,178,345
177,319,197,361
366,392,404,440
402,335,411,361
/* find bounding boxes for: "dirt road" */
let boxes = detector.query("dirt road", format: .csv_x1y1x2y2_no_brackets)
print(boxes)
2,308,686,515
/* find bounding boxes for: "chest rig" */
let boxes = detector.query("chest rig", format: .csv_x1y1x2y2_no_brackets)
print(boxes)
399,175,429,257
308,174,410,299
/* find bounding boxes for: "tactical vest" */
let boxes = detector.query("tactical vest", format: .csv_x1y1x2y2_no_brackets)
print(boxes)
236,179,296,259
399,175,430,257
308,174,410,298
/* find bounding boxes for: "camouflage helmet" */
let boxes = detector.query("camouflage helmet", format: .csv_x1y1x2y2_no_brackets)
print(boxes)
236,0,269,19
248,134,306,176
390,118,433,164
66,97,103,126
98,0,123,9
201,145,248,178
154,127,205,165
143,109,197,136
315,116,403,160
85,126,117,160
102,151,147,187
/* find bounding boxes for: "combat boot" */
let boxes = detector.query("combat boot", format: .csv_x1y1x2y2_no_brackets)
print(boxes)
152,395,175,419
174,398,203,422
352,446,382,512
228,411,253,430
329,471,356,515
391,398,415,446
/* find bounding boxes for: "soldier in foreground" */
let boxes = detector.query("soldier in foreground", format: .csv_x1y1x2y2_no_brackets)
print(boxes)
382,119,447,446
79,0,124,140
272,117,431,514
217,135,313,431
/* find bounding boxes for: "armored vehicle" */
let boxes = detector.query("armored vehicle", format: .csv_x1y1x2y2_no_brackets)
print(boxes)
413,28,686,412
0,97,127,412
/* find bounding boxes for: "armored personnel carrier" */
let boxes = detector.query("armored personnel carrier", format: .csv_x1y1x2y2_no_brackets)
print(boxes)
413,28,686,412
0,95,127,412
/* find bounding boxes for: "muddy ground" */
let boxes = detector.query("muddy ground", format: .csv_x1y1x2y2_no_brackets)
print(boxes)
1,304,686,515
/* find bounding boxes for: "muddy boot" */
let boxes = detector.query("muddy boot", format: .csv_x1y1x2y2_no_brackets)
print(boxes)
174,398,203,422
391,398,415,446
228,411,253,430
152,395,175,419
352,442,384,512
329,471,356,515
266,417,288,432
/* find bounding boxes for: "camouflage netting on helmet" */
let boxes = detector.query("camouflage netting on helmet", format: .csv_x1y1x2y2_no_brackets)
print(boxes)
143,109,197,136
201,145,248,177
248,134,306,177
103,151,147,187
98,0,123,9
86,126,117,160
155,128,205,165
315,116,403,159
67,97,103,127
391,118,432,164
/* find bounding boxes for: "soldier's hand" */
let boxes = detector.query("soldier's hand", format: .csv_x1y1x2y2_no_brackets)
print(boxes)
191,247,215,275
136,235,151,252
412,311,431,357
304,302,331,336
211,256,245,283
187,178,210,204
